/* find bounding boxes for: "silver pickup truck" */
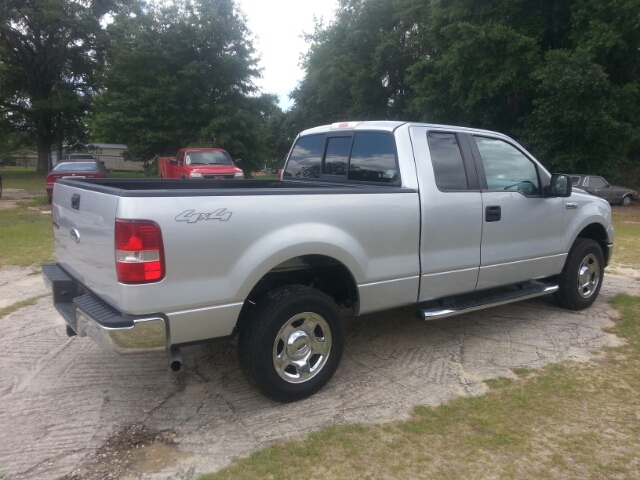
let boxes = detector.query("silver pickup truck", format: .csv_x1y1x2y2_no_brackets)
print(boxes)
43,121,614,402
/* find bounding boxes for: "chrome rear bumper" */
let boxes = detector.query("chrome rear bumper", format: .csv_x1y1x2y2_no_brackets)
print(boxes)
43,264,167,354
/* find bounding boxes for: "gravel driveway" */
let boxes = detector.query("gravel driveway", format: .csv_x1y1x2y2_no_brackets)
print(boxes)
0,267,637,479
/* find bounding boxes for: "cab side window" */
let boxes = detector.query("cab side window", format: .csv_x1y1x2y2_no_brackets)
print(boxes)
474,136,540,196
427,132,468,191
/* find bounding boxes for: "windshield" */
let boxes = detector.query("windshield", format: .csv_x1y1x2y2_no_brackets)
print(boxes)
53,162,99,172
186,151,233,165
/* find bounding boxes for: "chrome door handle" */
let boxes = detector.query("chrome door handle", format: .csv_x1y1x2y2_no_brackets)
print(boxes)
566,202,578,209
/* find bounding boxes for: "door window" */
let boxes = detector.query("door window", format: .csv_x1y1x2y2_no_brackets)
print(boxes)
588,177,608,188
474,136,540,195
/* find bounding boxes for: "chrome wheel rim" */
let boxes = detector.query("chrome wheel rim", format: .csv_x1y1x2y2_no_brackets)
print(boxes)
577,253,600,298
273,312,332,384
623,196,631,206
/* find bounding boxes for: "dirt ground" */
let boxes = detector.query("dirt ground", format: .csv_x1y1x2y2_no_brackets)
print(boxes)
0,189,44,210
0,265,638,480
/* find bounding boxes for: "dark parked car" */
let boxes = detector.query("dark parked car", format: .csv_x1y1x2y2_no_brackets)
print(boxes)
571,175,638,206
46,161,110,203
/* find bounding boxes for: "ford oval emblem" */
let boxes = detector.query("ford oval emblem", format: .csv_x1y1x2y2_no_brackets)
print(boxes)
70,229,81,244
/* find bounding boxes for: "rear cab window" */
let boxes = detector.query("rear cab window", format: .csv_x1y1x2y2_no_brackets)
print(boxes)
283,131,399,185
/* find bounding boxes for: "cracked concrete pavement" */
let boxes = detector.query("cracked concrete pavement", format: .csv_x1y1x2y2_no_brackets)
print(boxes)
0,266,638,479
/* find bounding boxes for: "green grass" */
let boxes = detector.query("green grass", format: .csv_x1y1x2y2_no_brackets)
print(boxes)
200,295,640,480
610,206,640,270
17,195,50,207
0,205,54,267
110,171,150,179
1,166,47,191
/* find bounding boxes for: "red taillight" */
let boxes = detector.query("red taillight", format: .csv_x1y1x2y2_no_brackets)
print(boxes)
46,174,55,186
115,220,165,284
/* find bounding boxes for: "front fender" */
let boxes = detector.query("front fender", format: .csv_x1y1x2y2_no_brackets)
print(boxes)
561,193,614,253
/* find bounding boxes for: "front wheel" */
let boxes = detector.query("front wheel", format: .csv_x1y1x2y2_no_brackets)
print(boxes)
620,194,632,206
238,285,345,402
553,238,604,310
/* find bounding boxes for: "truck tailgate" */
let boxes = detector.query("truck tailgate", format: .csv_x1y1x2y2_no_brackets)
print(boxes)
52,181,121,304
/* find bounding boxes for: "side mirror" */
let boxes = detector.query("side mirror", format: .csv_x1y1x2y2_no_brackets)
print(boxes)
546,173,572,198
234,159,243,167
169,159,178,165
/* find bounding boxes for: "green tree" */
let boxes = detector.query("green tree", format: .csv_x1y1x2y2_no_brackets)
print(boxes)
408,21,540,133
0,0,113,173
92,0,270,171
523,50,637,176
289,0,425,128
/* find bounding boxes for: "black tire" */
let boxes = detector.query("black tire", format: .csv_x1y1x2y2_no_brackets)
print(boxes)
620,194,632,206
238,285,345,402
553,238,604,310
47,194,52,204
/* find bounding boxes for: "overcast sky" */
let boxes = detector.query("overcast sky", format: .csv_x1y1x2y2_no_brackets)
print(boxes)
237,0,339,110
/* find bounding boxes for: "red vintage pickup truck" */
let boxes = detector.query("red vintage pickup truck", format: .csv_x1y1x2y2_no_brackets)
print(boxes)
158,148,244,179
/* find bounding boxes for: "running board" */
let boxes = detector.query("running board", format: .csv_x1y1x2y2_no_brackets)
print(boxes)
419,283,559,321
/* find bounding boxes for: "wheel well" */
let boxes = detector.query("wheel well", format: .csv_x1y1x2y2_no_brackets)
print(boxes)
236,255,359,333
577,223,610,264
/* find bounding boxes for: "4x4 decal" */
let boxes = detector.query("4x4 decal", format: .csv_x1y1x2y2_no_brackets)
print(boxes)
176,209,232,223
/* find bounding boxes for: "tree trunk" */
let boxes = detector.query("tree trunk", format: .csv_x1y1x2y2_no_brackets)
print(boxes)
56,137,63,168
36,110,54,174
37,135,51,174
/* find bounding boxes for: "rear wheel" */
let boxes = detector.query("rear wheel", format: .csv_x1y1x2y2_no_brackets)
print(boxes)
553,238,604,310
238,285,345,402
620,194,632,206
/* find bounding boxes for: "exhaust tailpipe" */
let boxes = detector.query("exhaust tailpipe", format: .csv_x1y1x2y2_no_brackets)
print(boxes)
169,347,182,372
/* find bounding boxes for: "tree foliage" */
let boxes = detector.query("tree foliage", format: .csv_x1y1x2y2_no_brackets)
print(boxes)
91,0,285,172
0,0,114,172
290,0,640,180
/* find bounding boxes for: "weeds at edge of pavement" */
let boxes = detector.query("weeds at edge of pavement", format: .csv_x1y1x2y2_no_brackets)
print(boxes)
0,294,49,321
199,294,640,480
17,195,50,208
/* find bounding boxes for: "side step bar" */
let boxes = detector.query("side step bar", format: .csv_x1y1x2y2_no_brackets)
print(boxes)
419,283,559,321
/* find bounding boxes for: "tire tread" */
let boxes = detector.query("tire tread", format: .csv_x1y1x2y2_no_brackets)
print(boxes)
238,285,344,402
553,238,604,310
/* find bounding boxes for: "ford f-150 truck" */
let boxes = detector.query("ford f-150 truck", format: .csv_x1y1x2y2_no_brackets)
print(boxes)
43,121,614,402
158,147,244,179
